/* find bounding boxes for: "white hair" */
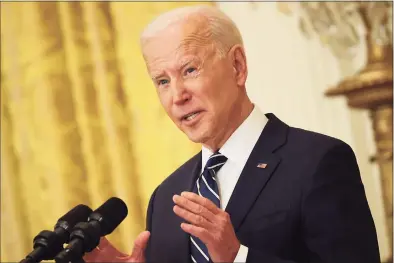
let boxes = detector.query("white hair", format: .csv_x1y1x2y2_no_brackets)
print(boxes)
140,5,244,58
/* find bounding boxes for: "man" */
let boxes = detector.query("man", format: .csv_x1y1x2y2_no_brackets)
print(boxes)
84,5,380,263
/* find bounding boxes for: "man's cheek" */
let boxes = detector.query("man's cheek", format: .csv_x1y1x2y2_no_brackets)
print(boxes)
159,94,170,110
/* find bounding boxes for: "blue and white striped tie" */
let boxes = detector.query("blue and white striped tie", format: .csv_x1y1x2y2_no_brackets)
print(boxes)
190,152,227,263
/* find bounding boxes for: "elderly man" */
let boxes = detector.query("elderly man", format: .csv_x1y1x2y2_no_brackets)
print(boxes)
84,5,380,263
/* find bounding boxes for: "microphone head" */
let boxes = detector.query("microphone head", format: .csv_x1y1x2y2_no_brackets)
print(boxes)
89,197,128,236
55,204,93,232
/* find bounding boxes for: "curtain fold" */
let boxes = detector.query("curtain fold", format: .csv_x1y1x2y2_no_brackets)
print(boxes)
1,2,206,260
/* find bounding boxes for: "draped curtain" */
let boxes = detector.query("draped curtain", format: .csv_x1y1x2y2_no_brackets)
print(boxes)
1,2,207,261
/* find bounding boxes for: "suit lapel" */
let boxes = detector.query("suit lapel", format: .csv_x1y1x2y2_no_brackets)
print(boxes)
173,152,202,263
225,114,288,231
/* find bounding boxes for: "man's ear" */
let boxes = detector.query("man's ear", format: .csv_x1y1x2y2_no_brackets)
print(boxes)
229,44,247,87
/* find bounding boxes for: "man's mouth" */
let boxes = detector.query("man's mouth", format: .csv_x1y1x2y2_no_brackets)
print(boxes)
182,111,202,121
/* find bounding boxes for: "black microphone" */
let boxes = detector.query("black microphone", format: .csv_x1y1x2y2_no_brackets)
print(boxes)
20,204,93,263
54,197,128,263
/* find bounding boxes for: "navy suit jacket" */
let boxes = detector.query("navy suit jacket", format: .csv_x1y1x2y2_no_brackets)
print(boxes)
145,113,380,263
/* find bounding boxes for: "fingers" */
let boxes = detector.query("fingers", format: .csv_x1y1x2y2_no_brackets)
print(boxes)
134,231,150,249
84,237,128,263
97,237,111,249
129,231,150,261
84,232,150,263
179,192,222,214
173,195,216,224
181,223,212,244
83,249,102,262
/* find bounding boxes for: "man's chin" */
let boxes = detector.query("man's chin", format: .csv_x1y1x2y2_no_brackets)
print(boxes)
184,130,208,144
185,134,204,144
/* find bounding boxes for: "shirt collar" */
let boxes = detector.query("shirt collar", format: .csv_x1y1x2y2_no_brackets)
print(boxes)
202,105,268,170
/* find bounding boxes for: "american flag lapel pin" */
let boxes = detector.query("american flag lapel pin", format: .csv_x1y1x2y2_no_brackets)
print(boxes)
257,163,267,169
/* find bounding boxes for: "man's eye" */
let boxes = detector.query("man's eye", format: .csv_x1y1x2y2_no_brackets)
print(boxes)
158,79,169,86
185,68,196,74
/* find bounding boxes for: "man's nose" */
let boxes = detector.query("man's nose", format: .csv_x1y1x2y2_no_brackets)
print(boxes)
172,83,191,105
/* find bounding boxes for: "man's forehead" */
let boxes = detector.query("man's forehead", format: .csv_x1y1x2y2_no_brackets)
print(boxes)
143,17,211,53
145,39,209,64
143,21,214,73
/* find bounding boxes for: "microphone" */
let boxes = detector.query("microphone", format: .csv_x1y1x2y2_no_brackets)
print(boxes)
54,197,128,263
20,204,93,263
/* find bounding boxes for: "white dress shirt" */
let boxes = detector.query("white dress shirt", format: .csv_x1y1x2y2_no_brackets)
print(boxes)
201,105,268,262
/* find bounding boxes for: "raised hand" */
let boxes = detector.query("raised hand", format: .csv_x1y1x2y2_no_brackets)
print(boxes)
173,192,240,263
83,231,150,263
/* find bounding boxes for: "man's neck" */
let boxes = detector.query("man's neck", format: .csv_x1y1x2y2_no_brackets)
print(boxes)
203,100,254,152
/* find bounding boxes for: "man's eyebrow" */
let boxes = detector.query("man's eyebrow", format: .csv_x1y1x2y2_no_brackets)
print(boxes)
150,56,202,80
177,60,191,71
177,57,200,71
151,72,165,81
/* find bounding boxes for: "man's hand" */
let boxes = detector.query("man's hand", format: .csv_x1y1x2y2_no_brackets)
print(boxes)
173,192,240,263
83,231,150,263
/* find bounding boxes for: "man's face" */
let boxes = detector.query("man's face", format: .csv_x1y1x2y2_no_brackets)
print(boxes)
142,22,243,147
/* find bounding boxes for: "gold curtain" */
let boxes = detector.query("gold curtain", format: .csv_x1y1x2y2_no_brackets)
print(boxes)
1,2,211,261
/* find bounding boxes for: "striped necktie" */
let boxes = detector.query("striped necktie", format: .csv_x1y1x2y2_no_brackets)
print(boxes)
190,152,228,263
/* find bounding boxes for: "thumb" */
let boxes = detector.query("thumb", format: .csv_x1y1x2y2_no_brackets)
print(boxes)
129,231,150,261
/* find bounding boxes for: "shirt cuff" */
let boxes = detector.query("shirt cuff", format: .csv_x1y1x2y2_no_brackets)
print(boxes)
234,244,249,262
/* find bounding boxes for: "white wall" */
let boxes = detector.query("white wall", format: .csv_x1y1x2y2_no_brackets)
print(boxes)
217,2,389,260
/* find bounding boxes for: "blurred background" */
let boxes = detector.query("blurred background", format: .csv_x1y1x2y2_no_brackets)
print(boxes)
1,1,392,262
